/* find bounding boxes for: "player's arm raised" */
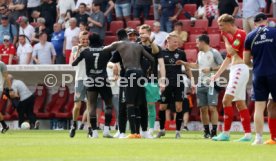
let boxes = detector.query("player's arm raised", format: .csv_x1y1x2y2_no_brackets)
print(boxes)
103,42,119,53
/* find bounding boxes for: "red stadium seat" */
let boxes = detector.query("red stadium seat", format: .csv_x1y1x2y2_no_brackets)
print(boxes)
3,101,18,121
106,21,124,35
144,20,155,29
36,86,69,119
54,93,74,119
188,34,200,42
190,27,206,34
220,42,226,49
178,19,191,32
184,49,198,63
235,18,243,29
104,36,117,45
127,20,141,29
194,19,208,31
178,4,197,19
33,84,48,116
211,20,219,28
209,34,221,49
207,27,220,34
183,42,197,50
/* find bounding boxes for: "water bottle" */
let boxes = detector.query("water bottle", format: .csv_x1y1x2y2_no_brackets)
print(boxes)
209,81,214,95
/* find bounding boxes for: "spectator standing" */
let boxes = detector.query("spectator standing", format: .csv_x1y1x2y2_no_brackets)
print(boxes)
242,0,266,33
51,23,65,64
8,0,28,24
16,35,33,64
27,0,40,22
159,0,182,32
17,16,35,44
32,32,56,64
218,0,239,16
88,2,106,41
57,0,75,23
0,15,17,45
133,0,151,20
0,35,16,65
114,0,131,22
75,3,90,25
64,18,80,64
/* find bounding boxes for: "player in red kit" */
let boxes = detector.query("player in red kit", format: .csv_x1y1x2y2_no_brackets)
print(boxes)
211,14,252,142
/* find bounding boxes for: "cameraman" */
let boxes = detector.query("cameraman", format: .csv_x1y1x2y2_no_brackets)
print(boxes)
8,74,38,129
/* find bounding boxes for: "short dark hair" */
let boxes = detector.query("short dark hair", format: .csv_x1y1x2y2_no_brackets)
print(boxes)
19,34,26,38
92,2,101,6
89,33,102,47
174,21,183,27
79,3,87,8
197,34,210,45
39,32,47,37
116,28,128,41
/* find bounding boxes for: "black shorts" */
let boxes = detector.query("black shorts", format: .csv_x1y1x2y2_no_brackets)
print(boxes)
160,84,184,104
253,74,276,102
124,69,146,106
86,77,113,101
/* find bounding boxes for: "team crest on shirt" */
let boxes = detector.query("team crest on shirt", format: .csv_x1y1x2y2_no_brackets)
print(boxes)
169,58,175,64
161,96,166,102
233,39,240,46
174,53,179,59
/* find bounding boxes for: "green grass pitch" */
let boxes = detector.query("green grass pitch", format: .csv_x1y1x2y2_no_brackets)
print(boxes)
0,130,275,161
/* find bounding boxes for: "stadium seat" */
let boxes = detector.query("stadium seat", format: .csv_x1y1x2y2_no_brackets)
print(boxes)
184,49,198,63
33,84,48,116
178,19,191,32
144,20,155,29
190,27,207,34
106,21,124,35
194,19,208,31
207,27,220,34
127,20,141,29
178,4,197,19
104,36,117,45
209,34,221,49
211,20,219,28
3,101,18,121
188,34,200,42
36,86,69,119
235,19,243,29
54,93,74,119
183,42,197,50
220,42,226,49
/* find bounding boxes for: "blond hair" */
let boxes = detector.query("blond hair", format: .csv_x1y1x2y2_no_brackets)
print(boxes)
217,14,235,24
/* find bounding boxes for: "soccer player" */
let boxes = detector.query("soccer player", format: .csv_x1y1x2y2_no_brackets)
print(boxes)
211,14,252,142
244,13,276,145
103,29,154,138
72,33,114,138
69,32,89,138
138,24,166,137
0,61,11,133
156,33,192,139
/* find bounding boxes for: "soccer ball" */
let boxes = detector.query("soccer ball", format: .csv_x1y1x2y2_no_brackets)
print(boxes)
21,122,30,130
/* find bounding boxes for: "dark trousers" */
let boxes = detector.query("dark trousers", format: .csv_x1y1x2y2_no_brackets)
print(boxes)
17,95,36,128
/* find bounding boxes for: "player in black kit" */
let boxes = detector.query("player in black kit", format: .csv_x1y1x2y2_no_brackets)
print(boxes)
156,33,192,139
72,33,113,138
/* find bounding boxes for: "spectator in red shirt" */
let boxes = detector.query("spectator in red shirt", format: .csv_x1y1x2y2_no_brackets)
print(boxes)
0,35,16,65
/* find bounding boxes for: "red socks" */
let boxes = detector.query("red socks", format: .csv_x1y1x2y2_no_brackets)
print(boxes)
224,106,233,131
239,109,251,133
268,118,276,140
